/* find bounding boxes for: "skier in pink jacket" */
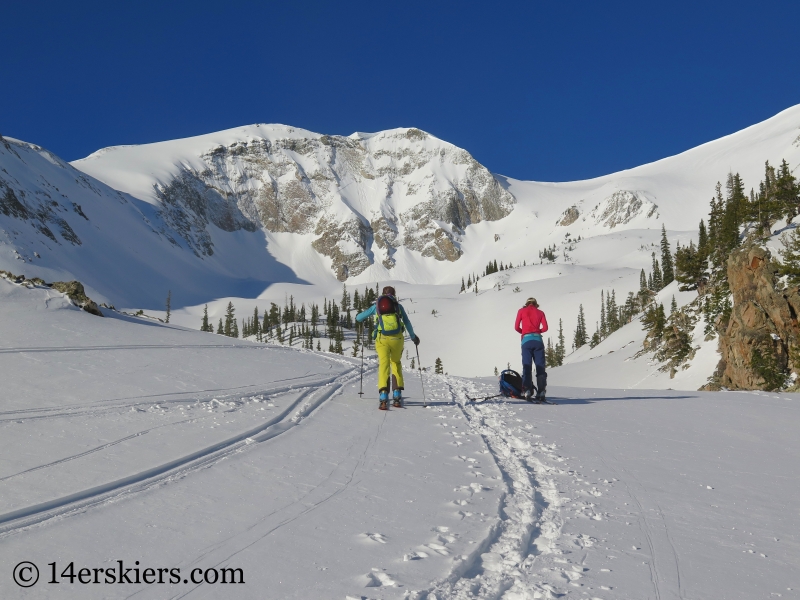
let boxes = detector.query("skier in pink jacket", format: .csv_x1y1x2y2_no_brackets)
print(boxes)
514,297,548,401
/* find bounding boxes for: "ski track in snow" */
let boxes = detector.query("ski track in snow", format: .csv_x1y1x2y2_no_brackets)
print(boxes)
134,388,391,600
0,369,344,423
400,376,568,600
0,360,374,537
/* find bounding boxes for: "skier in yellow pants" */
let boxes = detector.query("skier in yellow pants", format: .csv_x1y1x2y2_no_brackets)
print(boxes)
356,286,420,410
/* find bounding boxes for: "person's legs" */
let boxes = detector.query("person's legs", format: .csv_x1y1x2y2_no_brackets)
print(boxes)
520,341,534,392
387,336,405,389
532,339,547,397
375,335,391,396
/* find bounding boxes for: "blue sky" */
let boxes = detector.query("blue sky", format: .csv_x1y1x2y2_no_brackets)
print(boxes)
3,0,799,181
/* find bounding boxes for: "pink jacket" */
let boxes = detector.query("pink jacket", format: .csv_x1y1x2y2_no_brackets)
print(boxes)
515,305,548,337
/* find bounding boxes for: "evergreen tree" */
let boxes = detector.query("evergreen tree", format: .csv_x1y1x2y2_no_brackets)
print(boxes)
778,227,800,285
266,303,277,331
435,357,443,374
224,302,235,337
642,303,666,341
599,291,607,338
546,338,556,367
201,304,210,332
708,183,725,271
721,172,747,255
607,290,619,332
232,318,239,338
410,357,415,370
216,319,223,335
651,253,663,291
675,240,704,291
660,225,674,285
460,277,465,293
670,295,678,314
751,345,785,390
657,307,694,369
697,220,709,266
556,318,566,366
589,324,601,349
165,290,171,323
573,304,588,349
624,291,638,323
776,159,800,222
310,303,319,335
758,161,782,234
316,340,321,351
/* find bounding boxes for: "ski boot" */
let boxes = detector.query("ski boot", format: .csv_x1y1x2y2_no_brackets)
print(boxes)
379,389,389,410
392,389,402,408
535,389,546,403
524,387,535,402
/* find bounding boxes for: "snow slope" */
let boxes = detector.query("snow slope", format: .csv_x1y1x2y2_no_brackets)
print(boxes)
0,137,303,307
1,279,797,599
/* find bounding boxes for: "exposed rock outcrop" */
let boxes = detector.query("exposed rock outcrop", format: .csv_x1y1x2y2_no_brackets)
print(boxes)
49,280,104,316
588,190,658,229
135,128,514,277
557,206,580,226
311,217,371,281
714,245,800,390
1,271,102,316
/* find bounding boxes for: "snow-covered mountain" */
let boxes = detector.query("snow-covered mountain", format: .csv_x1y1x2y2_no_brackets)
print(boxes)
2,105,800,380
74,126,514,282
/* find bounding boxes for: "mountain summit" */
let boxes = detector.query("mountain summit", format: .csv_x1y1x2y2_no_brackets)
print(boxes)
74,125,514,281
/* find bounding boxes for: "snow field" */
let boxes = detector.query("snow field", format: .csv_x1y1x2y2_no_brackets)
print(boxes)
1,278,799,599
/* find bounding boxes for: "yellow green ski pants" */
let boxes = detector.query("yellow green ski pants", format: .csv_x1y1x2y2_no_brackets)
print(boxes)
376,333,404,390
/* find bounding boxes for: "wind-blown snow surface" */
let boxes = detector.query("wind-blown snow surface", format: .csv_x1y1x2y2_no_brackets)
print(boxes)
1,279,798,599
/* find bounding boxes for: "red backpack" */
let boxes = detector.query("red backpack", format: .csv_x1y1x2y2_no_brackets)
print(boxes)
375,295,403,336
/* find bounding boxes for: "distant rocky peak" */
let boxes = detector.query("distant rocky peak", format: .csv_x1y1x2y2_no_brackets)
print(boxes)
589,190,659,229
146,126,515,279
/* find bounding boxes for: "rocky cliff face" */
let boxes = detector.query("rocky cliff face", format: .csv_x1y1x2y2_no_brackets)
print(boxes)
0,136,87,247
715,245,800,390
144,127,514,279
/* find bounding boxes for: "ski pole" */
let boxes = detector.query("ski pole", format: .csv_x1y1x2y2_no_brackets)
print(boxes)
415,344,427,407
358,329,365,397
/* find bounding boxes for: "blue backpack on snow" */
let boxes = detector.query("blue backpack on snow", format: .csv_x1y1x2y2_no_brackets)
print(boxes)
499,369,530,399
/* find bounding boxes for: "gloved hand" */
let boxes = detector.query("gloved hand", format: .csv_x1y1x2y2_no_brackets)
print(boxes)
413,335,420,346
